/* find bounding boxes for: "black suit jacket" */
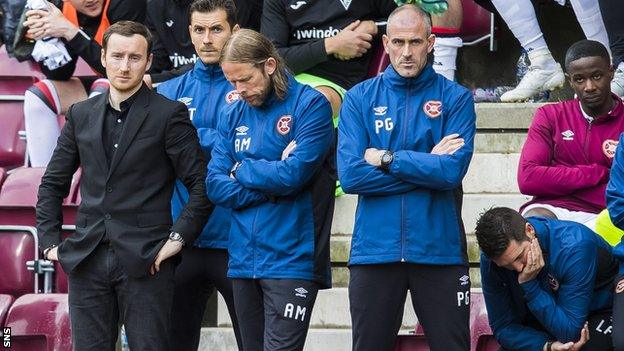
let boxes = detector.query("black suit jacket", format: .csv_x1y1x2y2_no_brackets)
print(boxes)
36,84,212,278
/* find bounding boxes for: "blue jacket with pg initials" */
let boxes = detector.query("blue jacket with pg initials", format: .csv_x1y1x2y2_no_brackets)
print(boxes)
157,60,238,249
337,64,476,266
207,75,335,287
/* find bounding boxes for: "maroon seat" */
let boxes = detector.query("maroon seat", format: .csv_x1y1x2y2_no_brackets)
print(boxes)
5,293,72,351
0,294,15,326
0,167,6,187
459,0,492,43
367,42,391,78
0,101,27,168
471,291,500,351
0,230,36,297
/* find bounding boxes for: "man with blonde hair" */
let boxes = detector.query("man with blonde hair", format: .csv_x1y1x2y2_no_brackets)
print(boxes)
207,29,335,351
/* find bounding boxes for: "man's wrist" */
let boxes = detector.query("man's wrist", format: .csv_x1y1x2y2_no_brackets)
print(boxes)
62,25,79,41
43,245,57,259
169,231,186,246
324,36,336,55
544,341,553,351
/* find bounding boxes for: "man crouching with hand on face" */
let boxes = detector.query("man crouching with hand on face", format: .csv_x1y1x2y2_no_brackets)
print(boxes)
477,207,619,351
36,21,212,351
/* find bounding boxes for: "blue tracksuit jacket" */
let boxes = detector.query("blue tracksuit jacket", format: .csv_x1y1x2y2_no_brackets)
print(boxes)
606,132,624,272
157,59,238,248
481,217,618,351
337,64,476,266
206,75,335,287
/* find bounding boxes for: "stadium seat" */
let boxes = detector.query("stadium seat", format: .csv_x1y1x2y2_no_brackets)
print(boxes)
394,323,429,351
0,294,15,326
471,290,500,351
460,0,494,45
367,43,391,78
4,293,72,351
0,167,6,188
0,228,37,297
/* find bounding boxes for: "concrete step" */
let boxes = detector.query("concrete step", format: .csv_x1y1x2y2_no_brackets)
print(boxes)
199,327,352,351
475,103,542,130
217,288,418,330
331,193,531,236
464,153,520,194
474,132,526,154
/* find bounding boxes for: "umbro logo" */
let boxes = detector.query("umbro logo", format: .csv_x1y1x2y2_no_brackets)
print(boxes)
373,106,387,116
562,130,574,141
294,287,308,298
459,275,470,286
178,97,193,106
165,19,174,27
290,0,307,9
236,125,249,136
339,0,352,10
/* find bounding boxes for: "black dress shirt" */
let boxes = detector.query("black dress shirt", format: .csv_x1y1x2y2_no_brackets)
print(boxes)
103,89,141,166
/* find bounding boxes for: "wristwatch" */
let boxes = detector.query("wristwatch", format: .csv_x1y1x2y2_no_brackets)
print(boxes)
545,341,554,351
169,231,186,246
380,150,394,172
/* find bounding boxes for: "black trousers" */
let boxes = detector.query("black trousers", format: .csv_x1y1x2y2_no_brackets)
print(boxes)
67,244,175,351
598,0,624,65
232,278,320,351
169,247,242,351
349,263,471,351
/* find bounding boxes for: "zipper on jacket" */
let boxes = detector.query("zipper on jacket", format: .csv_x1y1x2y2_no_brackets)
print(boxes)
583,121,593,162
251,207,259,278
400,83,411,262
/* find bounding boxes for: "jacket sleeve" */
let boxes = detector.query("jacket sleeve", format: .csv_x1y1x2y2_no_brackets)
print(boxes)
520,242,597,342
261,0,328,74
518,107,609,196
607,133,624,229
165,103,213,244
387,90,476,190
235,94,334,196
480,257,550,351
64,0,146,76
337,89,419,196
36,105,81,251
206,111,268,209
197,127,220,156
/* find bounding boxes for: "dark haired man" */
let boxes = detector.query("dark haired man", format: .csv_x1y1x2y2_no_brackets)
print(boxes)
476,207,618,351
155,1,242,349
36,21,212,351
518,40,624,245
208,29,335,350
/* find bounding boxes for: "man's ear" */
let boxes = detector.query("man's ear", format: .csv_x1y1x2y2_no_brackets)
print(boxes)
264,57,277,75
382,34,389,55
146,53,153,72
232,24,240,33
525,222,535,239
101,48,107,68
427,34,435,54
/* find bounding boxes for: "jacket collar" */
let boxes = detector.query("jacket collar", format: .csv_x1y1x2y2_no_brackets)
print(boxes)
382,63,436,90
193,59,225,82
527,217,550,258
577,93,623,124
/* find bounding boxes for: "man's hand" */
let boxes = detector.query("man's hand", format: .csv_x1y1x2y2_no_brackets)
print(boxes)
45,247,59,261
24,2,79,41
548,322,590,351
282,140,297,160
364,148,385,167
150,239,182,275
431,134,464,155
326,20,373,61
518,238,545,284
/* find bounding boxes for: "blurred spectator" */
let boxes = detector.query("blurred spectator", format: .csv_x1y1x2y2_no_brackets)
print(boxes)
0,0,27,54
598,0,624,97
233,0,262,31
489,0,610,102
144,0,195,86
518,40,624,231
431,0,463,81
261,0,396,122
22,0,145,167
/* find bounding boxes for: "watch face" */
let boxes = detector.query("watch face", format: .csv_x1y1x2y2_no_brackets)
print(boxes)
382,153,392,165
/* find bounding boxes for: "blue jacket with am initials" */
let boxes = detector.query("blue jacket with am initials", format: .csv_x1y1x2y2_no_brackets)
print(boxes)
207,75,335,288
337,64,476,266
157,59,239,249
480,217,618,351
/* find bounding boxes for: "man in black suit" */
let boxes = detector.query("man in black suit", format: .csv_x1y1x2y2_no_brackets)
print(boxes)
35,21,212,351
